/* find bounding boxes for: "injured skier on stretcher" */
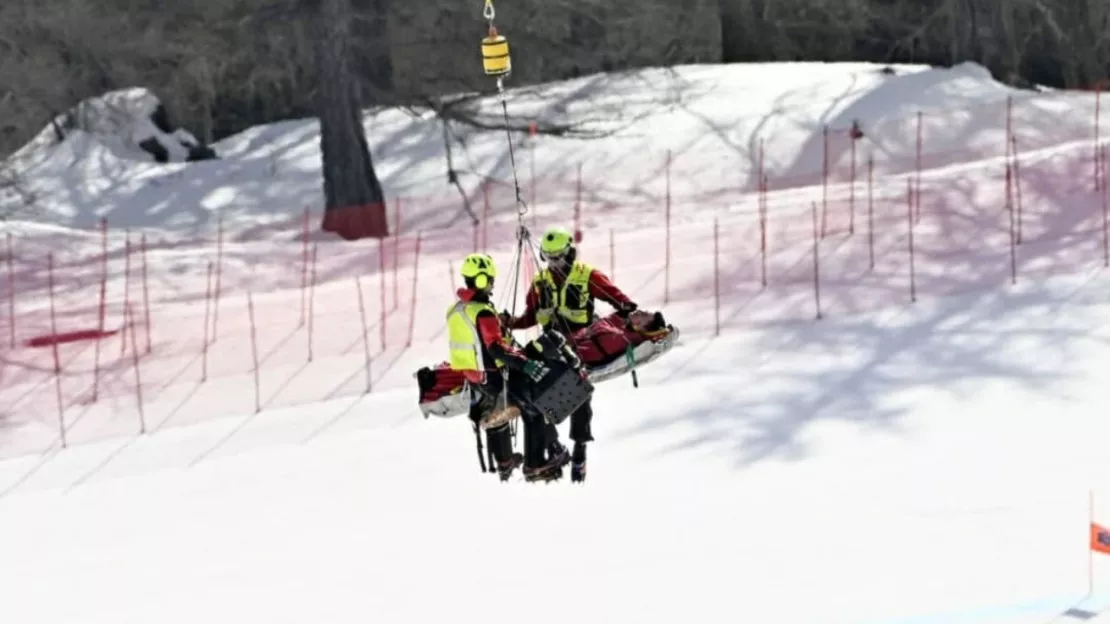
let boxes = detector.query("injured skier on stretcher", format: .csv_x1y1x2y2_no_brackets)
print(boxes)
416,309,679,418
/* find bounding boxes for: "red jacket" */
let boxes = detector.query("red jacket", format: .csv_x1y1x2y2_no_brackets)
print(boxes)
456,288,528,383
511,266,633,330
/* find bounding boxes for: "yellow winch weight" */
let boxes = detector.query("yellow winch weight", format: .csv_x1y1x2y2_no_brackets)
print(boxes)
480,0,510,77
481,28,510,76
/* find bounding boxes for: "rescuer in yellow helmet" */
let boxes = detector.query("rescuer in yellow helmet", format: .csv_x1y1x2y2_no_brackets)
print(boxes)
447,252,571,482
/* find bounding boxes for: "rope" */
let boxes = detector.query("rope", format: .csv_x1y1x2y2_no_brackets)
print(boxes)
483,0,527,222
481,0,590,368
483,0,532,443
498,92,527,218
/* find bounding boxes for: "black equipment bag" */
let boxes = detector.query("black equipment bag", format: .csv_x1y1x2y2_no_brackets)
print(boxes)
509,329,593,425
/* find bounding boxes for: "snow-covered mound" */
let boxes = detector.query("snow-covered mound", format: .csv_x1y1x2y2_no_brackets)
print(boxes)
0,88,216,222
11,87,213,165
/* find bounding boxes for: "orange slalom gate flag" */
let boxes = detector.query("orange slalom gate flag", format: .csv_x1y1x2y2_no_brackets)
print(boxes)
1091,522,1110,555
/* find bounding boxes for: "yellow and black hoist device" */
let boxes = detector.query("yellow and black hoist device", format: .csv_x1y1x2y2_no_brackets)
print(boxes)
480,0,512,78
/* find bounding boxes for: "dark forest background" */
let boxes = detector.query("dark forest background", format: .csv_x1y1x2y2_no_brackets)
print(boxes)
2,0,1106,158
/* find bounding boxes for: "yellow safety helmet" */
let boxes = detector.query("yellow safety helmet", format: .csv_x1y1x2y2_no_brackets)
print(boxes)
460,253,497,290
540,226,575,260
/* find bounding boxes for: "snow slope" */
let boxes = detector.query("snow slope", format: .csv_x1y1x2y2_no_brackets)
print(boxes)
4,273,1110,623
4,60,1110,622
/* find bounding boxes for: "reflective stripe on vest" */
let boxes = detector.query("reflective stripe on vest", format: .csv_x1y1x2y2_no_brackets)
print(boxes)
535,261,593,327
445,299,498,372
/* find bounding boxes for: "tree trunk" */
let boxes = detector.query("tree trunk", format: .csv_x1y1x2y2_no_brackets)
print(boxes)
352,0,393,97
310,0,387,239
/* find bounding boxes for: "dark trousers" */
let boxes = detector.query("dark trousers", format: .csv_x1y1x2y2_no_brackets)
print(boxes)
468,375,514,465
568,400,592,464
468,370,561,469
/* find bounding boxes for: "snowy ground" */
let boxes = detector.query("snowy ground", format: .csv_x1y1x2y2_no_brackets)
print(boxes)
4,60,1110,623
4,273,1110,623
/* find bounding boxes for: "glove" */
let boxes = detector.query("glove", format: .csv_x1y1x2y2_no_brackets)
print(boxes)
498,310,513,328
562,345,583,371
616,301,638,318
521,360,549,382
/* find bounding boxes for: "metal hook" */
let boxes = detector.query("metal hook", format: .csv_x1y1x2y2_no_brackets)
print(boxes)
483,0,495,21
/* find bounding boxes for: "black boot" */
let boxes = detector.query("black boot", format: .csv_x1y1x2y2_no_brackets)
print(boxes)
524,440,570,483
546,440,570,470
487,424,522,482
571,442,586,483
498,454,524,481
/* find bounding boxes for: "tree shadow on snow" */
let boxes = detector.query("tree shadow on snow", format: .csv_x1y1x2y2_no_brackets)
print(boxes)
614,273,1110,469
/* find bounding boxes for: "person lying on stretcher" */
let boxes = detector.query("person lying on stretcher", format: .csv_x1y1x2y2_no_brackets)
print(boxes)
502,226,668,369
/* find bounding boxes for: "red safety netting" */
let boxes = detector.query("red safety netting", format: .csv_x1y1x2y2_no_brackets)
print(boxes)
2,91,1108,459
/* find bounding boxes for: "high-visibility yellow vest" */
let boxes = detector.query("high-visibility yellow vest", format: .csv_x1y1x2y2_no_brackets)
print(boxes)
446,299,499,371
534,261,593,328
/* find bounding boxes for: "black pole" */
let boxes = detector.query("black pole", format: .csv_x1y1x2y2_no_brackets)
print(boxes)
474,423,488,473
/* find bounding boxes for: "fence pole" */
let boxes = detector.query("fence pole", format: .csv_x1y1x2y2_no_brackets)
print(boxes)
664,149,672,304
6,233,13,349
849,133,857,234
47,253,66,448
811,201,822,319
1011,135,1024,245
1102,146,1109,267
1006,95,1013,163
915,111,923,223
394,195,403,236
821,126,829,238
92,218,108,401
1097,88,1102,192
379,239,387,351
407,232,423,348
1006,165,1017,284
355,276,372,393
907,179,917,301
127,304,146,434
247,289,261,413
300,207,309,327
760,175,768,288
713,218,720,336
392,199,401,310
120,232,131,355
202,261,212,382
448,260,455,290
868,156,875,271
757,137,764,197
212,215,223,344
308,243,318,362
141,234,152,354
